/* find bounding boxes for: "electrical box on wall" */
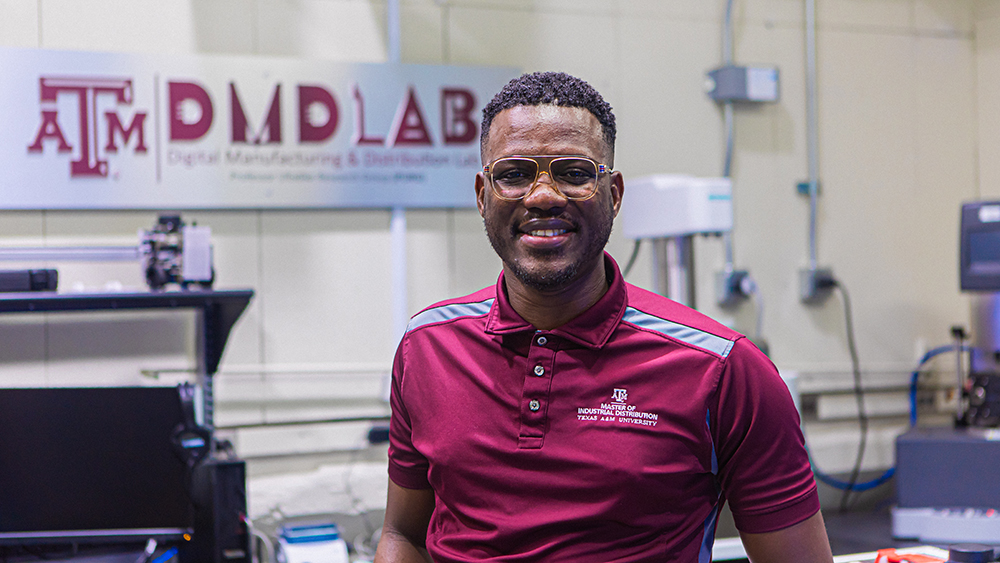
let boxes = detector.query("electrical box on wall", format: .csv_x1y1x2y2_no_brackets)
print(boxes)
706,65,780,103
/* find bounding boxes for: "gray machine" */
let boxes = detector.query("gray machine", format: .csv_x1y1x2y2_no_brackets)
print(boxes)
892,201,1000,544
0,214,214,292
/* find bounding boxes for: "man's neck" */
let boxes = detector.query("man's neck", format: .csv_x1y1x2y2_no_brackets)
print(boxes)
502,259,610,330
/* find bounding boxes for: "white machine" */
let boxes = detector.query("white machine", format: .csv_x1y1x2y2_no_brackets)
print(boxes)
620,174,733,306
621,175,732,239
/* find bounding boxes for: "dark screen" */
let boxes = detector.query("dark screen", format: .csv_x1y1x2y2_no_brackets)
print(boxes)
969,230,1000,275
0,387,192,537
970,230,1000,263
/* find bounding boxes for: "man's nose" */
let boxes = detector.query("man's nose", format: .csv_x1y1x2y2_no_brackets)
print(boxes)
522,171,567,208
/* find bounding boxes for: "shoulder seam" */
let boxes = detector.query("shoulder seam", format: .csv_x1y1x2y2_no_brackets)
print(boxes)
406,297,495,334
621,306,738,359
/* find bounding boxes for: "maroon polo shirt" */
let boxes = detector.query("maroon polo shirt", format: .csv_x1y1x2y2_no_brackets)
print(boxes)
388,254,819,562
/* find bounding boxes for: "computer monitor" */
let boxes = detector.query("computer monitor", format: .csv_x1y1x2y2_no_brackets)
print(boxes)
0,387,194,546
961,201,1000,291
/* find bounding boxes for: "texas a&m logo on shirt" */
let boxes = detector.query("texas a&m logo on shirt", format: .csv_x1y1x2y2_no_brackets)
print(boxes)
577,388,659,427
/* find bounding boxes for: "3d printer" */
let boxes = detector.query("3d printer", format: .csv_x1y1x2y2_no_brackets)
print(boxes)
892,201,1000,544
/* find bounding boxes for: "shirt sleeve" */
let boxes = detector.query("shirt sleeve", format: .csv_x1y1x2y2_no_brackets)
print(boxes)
387,335,433,490
711,337,820,534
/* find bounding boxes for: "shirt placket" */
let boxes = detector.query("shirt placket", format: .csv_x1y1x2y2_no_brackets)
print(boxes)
518,331,557,449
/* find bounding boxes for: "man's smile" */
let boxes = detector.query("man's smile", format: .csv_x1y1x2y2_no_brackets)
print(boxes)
516,217,576,247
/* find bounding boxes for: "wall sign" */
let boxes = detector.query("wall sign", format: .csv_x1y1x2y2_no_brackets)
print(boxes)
0,47,516,209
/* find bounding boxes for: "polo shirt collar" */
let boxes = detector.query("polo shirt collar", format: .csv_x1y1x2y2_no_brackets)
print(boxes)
485,252,627,349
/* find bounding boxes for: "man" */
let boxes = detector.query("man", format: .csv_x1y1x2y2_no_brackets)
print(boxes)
375,72,833,562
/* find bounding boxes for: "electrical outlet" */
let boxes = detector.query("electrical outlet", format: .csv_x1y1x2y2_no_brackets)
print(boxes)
799,267,835,304
715,270,750,308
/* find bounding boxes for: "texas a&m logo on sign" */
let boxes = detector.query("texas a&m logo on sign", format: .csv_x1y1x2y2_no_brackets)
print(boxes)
2,48,514,209
27,77,148,178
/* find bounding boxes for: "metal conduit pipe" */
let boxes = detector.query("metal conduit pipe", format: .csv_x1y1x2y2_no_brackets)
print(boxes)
805,0,820,270
722,0,736,272
387,0,409,342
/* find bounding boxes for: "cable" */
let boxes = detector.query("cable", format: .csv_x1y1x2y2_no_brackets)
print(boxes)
810,343,971,497
621,239,642,279
344,448,371,534
830,281,866,512
244,516,273,563
134,539,157,563
812,463,895,492
909,345,970,428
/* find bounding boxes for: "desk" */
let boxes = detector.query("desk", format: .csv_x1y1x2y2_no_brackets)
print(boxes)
0,289,253,429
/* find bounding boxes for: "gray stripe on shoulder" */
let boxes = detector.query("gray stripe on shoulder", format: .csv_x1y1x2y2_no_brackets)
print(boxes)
622,307,736,358
406,298,495,333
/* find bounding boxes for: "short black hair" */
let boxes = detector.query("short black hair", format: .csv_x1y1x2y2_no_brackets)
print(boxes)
481,71,616,158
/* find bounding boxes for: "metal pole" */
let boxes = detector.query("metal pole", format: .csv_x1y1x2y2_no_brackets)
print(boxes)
391,207,408,341
652,238,669,299
652,236,696,308
387,0,409,343
388,0,401,64
721,0,736,272
0,246,140,261
805,0,820,270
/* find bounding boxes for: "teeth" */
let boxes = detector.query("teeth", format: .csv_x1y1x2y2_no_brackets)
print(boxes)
529,229,566,237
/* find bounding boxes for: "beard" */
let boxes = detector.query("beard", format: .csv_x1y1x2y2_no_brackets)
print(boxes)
483,198,615,292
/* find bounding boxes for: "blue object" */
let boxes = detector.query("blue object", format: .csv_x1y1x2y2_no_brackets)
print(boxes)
152,547,179,563
280,523,342,544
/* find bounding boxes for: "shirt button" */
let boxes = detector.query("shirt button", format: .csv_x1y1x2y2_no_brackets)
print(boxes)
533,365,545,377
537,336,548,346
529,399,541,412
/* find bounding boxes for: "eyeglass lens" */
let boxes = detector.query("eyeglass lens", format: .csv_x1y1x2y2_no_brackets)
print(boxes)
490,157,599,200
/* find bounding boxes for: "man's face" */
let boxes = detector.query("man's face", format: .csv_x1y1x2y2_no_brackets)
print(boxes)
476,105,624,292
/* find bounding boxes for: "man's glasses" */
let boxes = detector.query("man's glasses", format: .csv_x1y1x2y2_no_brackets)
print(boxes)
483,155,611,201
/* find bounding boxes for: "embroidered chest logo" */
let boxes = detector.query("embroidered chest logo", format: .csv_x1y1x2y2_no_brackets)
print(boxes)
577,388,659,427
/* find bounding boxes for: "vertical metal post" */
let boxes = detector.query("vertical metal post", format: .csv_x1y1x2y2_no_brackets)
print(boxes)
391,207,408,342
194,308,213,442
652,236,696,308
955,328,965,423
652,238,669,298
722,0,736,272
805,0,820,270
388,0,401,64
387,0,408,343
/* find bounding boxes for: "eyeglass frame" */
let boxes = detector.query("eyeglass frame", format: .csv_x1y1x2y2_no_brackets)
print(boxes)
482,155,613,202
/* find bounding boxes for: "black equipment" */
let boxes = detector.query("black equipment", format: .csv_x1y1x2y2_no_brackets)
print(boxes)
0,386,250,563
0,269,57,292
185,460,251,563
0,387,193,545
961,201,1000,291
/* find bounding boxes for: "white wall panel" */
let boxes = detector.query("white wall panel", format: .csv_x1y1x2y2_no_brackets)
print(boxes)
192,0,258,54
617,17,723,179
259,210,394,365
450,208,502,296
0,0,39,47
916,0,974,34
819,0,913,31
257,0,387,61
977,9,1000,200
40,0,198,53
400,2,445,64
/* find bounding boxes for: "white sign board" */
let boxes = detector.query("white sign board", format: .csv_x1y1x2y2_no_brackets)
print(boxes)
0,48,516,209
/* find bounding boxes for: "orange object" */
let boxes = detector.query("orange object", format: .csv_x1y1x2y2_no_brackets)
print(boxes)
874,548,945,563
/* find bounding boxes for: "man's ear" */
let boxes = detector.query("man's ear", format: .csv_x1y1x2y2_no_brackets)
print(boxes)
610,171,624,217
475,172,488,217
